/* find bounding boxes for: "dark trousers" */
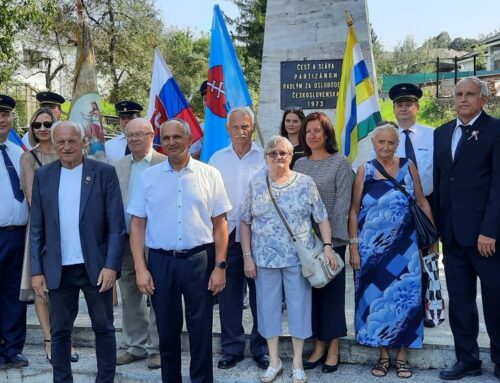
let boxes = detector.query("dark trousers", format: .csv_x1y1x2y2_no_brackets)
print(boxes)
218,240,268,357
311,245,347,341
149,247,215,383
421,194,434,311
0,227,27,360
49,264,115,383
443,240,500,367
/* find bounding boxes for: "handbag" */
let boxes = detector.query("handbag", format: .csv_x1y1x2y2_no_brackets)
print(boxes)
265,176,344,288
372,160,439,250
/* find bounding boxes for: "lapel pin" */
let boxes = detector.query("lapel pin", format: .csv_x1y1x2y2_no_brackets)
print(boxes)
467,130,479,141
85,176,92,184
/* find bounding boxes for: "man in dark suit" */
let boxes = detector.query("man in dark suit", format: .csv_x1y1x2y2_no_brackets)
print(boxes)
30,121,125,383
433,77,500,380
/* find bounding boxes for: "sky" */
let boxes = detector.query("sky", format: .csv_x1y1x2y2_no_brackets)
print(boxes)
156,0,499,50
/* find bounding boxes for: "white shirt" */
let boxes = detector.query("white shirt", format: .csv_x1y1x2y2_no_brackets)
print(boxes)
124,150,153,233
105,133,127,163
451,112,482,160
209,143,265,241
127,157,231,250
0,139,29,226
59,164,85,265
368,123,434,196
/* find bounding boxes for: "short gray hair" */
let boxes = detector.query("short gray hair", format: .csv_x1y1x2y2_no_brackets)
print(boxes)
455,77,489,98
372,122,400,141
160,118,191,138
51,121,85,143
227,106,254,126
125,117,154,133
264,135,294,154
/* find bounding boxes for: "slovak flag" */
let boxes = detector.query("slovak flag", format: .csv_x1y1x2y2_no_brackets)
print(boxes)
147,48,203,152
200,4,253,162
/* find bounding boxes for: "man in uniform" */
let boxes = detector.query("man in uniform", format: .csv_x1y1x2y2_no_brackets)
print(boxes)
208,107,269,370
105,101,143,162
0,95,29,370
113,118,166,369
388,83,436,328
128,118,231,382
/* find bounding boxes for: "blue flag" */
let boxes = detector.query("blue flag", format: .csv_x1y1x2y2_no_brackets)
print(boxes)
8,130,29,151
200,4,253,162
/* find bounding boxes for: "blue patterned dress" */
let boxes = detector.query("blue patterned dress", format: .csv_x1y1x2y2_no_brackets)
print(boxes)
354,158,423,349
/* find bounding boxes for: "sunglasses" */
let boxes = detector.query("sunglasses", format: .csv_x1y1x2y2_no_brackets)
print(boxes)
266,151,290,159
285,106,303,113
32,121,53,130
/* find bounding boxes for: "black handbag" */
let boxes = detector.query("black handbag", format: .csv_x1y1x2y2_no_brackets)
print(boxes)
372,160,439,250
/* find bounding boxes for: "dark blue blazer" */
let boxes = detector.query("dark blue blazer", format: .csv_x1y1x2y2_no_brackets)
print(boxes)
30,157,126,289
433,111,500,247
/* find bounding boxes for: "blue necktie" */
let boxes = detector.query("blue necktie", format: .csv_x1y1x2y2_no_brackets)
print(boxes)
0,144,24,202
125,145,130,155
455,125,470,158
403,130,417,169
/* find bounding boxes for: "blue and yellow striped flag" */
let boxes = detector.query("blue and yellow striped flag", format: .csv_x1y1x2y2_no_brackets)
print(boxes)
336,12,381,167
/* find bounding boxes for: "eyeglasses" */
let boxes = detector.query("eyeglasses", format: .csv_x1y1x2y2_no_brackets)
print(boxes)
32,121,53,130
266,151,291,159
126,132,153,139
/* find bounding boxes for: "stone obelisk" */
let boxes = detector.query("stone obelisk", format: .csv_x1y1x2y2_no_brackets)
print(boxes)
257,0,376,139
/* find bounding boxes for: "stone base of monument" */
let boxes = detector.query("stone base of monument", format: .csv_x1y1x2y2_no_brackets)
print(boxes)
24,266,493,372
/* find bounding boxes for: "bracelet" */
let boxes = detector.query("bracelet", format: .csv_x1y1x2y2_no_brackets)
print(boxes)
243,252,252,257
349,237,359,244
322,243,332,248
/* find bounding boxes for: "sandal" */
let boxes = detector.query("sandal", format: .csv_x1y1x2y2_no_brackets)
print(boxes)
292,367,307,383
395,359,412,379
371,357,390,378
260,360,283,383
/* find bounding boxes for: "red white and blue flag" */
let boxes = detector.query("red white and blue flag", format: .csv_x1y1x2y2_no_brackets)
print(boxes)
147,48,203,152
8,130,29,152
200,4,253,162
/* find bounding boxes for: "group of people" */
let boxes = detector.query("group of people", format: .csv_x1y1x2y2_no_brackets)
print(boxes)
0,75,498,383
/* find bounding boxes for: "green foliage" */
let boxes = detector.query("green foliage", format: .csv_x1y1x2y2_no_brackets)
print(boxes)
230,0,267,106
449,37,479,51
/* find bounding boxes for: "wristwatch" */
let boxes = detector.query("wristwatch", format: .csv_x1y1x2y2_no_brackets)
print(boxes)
349,237,359,244
215,261,228,270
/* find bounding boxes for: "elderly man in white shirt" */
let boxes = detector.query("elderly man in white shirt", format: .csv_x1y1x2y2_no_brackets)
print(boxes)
128,118,231,383
209,107,269,371
105,101,143,162
112,118,166,369
0,95,30,370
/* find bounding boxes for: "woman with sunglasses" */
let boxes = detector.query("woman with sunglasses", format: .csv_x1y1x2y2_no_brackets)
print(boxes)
294,112,353,374
279,107,306,168
240,135,338,383
19,108,78,363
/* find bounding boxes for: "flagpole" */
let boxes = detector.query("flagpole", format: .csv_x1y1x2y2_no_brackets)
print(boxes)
344,10,353,26
253,114,265,146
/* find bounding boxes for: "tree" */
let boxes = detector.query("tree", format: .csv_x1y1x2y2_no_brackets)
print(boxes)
229,0,267,103
370,24,393,79
0,0,47,83
449,37,479,51
392,35,420,74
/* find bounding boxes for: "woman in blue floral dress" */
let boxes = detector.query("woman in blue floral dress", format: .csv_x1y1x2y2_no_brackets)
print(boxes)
348,123,435,379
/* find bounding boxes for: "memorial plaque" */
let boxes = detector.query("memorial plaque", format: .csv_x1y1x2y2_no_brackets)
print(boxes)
280,59,342,110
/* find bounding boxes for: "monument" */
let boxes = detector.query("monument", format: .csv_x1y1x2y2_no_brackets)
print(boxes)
257,0,377,139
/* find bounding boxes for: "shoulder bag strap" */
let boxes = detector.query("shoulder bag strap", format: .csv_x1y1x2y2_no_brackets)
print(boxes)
265,176,296,238
372,159,414,201
30,150,43,167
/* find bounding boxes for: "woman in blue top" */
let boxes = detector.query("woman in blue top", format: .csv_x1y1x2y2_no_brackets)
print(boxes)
348,122,434,379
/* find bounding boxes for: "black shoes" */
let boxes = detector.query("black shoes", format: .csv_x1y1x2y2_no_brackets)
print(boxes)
303,353,326,370
71,352,79,363
8,354,29,368
253,354,269,370
322,355,340,374
217,354,244,369
424,319,436,328
439,361,482,380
